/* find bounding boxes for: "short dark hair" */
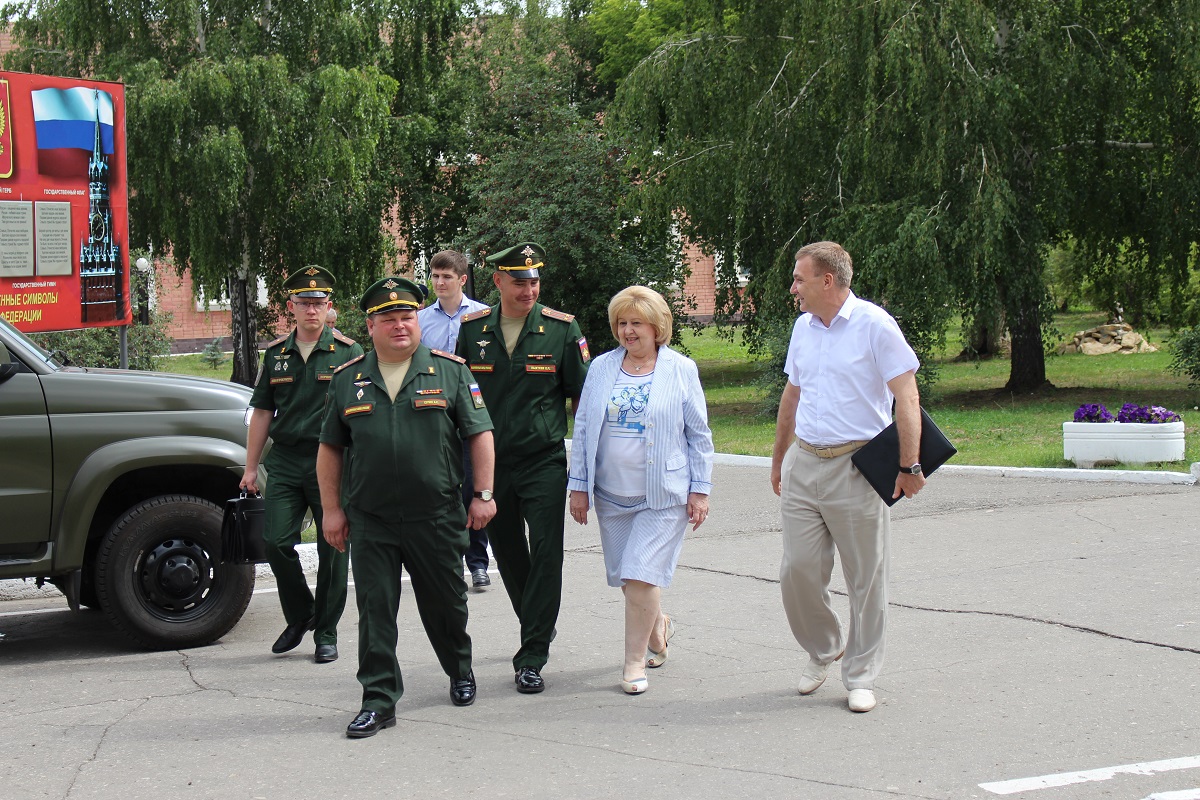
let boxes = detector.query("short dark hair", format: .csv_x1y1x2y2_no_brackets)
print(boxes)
428,249,469,279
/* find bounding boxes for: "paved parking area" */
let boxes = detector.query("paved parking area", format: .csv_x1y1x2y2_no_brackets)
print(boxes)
1,464,1197,800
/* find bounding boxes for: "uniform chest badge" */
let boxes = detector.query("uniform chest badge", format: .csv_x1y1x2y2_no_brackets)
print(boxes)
356,388,364,400
477,340,490,360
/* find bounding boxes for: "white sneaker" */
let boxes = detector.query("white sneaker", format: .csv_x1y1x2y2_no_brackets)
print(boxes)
797,656,833,695
848,688,877,713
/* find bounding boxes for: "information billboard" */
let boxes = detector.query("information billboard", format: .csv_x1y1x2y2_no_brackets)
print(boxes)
0,71,130,332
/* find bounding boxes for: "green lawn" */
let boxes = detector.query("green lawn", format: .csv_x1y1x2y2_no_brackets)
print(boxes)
679,317,1199,470
156,315,1200,471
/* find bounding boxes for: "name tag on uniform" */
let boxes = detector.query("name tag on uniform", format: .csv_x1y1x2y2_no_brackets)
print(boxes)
470,363,494,373
414,397,448,410
343,402,374,417
316,372,333,382
526,364,557,374
270,376,295,385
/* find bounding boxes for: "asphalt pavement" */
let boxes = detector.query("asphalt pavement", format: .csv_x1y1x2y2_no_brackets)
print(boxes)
2,461,1198,800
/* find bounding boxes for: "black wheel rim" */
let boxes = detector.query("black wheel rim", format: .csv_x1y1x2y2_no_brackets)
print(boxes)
137,538,216,620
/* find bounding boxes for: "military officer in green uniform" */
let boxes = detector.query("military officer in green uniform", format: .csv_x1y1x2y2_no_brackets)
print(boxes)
241,266,363,663
456,242,590,694
317,277,496,739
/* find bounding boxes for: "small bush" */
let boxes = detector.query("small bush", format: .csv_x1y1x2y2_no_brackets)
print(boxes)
200,338,230,369
1169,325,1200,389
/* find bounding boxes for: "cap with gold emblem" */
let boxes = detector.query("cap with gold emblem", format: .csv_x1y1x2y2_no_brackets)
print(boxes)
486,242,544,280
284,265,335,299
360,276,426,315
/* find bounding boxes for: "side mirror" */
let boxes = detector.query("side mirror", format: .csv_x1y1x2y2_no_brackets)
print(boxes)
0,362,19,383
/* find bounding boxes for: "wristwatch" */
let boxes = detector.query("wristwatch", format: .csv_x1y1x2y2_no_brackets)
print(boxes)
900,463,923,475
473,489,494,501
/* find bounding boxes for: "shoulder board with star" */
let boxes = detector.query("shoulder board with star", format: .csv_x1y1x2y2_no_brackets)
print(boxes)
332,331,357,347
460,308,492,324
333,354,366,374
541,307,575,323
431,349,466,364
266,333,288,348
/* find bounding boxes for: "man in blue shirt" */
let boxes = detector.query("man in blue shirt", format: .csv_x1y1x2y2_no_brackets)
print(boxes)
419,250,493,590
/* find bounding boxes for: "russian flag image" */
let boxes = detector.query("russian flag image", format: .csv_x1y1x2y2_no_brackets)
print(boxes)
31,87,114,177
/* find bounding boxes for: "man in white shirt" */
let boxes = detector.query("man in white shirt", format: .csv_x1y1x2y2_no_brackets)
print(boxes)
418,250,493,589
769,241,925,714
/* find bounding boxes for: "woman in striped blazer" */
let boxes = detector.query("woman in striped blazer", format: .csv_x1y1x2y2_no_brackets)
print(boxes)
568,286,714,695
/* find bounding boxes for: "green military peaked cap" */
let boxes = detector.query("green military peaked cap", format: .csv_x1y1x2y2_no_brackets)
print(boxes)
486,242,544,279
360,276,425,315
284,265,335,298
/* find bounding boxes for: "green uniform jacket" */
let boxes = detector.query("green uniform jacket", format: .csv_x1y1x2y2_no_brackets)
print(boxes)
456,303,590,462
249,326,364,449
320,346,494,522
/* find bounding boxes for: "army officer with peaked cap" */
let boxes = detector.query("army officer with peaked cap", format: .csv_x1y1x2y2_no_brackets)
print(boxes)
456,242,590,694
317,276,496,739
242,265,363,664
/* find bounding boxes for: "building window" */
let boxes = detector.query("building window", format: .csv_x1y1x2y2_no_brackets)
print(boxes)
195,276,269,312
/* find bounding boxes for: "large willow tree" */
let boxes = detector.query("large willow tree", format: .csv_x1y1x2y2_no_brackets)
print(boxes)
613,0,1200,393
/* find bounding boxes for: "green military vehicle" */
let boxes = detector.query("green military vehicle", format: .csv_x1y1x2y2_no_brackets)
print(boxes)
0,317,256,649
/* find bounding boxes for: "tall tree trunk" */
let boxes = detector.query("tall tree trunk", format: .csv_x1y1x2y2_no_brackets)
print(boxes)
228,267,258,387
1004,300,1048,393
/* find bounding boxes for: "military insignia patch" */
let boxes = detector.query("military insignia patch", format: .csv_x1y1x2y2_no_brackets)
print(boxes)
270,376,295,385
578,337,591,362
469,383,485,408
526,364,557,374
413,397,448,410
304,267,320,276
470,363,495,373
356,388,364,400
343,402,374,417
383,279,399,289
416,388,444,395
541,307,575,323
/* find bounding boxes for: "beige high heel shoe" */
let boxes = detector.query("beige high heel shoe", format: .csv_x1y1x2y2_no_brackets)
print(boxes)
646,615,675,668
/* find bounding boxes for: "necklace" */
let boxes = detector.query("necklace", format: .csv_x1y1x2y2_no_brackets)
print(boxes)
626,354,655,373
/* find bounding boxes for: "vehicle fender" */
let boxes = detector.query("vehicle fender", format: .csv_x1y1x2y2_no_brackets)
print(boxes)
53,437,248,571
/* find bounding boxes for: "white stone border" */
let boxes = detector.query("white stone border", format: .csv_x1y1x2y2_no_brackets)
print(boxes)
712,452,1198,485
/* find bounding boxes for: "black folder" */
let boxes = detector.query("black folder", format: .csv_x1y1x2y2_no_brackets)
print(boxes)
851,407,957,506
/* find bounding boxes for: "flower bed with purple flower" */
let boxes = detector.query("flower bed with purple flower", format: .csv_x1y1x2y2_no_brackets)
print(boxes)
1073,403,1182,424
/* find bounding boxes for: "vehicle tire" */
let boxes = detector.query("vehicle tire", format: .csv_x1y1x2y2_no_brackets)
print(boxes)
95,495,255,650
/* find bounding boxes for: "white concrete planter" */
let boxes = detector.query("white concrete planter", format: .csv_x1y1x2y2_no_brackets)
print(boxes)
1062,421,1185,467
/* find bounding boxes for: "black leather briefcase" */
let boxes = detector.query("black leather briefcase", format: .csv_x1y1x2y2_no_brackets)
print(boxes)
220,492,269,564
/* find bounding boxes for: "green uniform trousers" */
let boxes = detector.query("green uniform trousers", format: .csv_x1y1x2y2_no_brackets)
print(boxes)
262,446,348,645
490,448,568,671
350,507,472,713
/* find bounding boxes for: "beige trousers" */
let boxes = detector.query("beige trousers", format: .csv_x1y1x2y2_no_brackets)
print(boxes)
779,441,890,690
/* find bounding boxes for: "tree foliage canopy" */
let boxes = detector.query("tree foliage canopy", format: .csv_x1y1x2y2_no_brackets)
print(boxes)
612,0,1200,392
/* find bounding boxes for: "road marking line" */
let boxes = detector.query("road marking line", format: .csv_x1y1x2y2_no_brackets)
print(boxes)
980,756,1200,795
1144,790,1200,800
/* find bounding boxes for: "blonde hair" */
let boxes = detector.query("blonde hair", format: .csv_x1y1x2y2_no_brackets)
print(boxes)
794,241,853,288
608,286,672,346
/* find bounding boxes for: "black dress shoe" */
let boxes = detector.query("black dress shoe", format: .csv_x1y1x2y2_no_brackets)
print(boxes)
271,615,316,654
470,569,491,589
450,671,477,706
514,666,545,694
346,709,396,739
315,644,338,663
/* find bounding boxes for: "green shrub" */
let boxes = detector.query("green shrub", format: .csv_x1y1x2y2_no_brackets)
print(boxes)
200,338,230,369
1169,325,1200,389
30,313,172,370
